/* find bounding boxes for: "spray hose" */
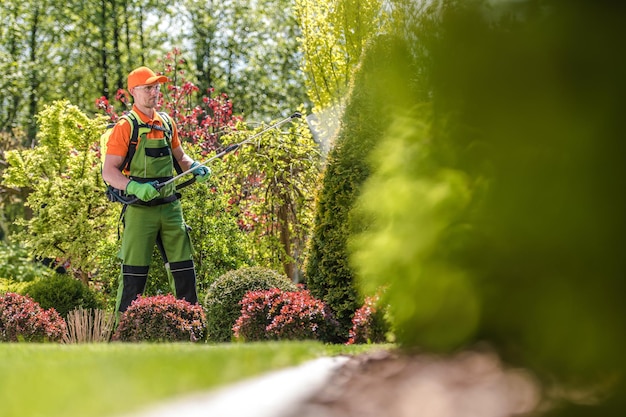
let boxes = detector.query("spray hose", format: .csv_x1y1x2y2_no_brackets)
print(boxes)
111,112,302,206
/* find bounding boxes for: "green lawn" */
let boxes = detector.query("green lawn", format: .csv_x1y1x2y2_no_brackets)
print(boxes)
0,341,388,417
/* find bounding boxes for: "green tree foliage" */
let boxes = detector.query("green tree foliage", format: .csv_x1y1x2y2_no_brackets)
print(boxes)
294,0,387,340
294,0,384,110
304,31,418,340
221,114,320,281
0,0,160,137
178,0,308,119
2,0,308,138
350,1,625,414
2,100,113,282
0,0,65,138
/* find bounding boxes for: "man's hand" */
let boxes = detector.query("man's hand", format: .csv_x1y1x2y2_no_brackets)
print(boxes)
126,181,160,201
191,161,211,183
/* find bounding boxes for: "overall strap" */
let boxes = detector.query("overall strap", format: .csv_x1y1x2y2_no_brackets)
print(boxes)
124,111,176,174
158,112,183,175
121,112,142,173
158,112,197,190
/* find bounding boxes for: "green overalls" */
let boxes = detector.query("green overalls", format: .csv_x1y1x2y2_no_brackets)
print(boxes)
115,115,197,314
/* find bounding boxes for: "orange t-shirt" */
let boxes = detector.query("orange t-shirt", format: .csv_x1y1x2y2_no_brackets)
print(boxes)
106,105,181,157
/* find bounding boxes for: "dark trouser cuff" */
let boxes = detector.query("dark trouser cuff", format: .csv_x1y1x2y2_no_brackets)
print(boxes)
119,265,149,312
170,260,198,304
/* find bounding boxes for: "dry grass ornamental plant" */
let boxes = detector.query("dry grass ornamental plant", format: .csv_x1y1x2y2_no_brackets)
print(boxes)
63,307,114,343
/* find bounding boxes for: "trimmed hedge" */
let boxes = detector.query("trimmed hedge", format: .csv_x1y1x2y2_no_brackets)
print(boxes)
204,266,297,342
304,33,410,340
25,274,103,319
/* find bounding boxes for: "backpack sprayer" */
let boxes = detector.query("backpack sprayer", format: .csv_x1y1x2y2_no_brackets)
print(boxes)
114,111,302,205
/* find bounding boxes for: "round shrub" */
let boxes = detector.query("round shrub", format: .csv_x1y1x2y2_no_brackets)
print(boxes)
112,294,206,342
25,274,103,318
233,288,339,342
0,292,67,342
204,266,297,342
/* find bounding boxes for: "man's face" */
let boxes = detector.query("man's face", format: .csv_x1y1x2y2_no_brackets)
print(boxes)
131,83,161,108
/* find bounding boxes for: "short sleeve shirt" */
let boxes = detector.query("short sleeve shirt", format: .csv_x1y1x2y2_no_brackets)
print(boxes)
106,105,181,157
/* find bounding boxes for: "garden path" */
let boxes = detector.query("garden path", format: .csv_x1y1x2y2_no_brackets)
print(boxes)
119,348,542,417
117,356,349,417
288,348,541,417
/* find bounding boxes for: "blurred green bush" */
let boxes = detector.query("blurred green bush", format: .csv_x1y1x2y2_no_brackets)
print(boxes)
347,1,625,414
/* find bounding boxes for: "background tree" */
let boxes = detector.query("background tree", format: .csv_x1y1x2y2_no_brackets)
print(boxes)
294,0,383,111
2,100,112,283
304,33,416,339
221,114,320,282
181,0,309,120
0,0,64,139
0,0,171,141
295,0,385,338
1,0,307,142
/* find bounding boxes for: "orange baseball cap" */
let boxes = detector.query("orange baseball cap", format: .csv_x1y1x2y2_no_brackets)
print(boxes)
127,66,169,90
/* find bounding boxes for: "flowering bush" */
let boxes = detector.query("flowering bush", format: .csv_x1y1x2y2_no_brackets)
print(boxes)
0,292,67,342
112,294,206,342
346,294,389,345
233,288,339,342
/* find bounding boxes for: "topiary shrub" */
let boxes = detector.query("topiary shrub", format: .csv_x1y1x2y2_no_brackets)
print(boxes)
204,266,297,342
112,294,206,343
346,294,389,345
233,287,339,342
25,274,103,319
0,292,67,342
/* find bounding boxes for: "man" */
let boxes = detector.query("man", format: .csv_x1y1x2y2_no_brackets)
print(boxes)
102,66,210,315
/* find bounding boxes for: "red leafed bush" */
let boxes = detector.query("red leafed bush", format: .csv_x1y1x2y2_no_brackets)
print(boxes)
232,288,338,342
112,294,206,342
232,288,283,341
346,294,389,345
0,292,67,342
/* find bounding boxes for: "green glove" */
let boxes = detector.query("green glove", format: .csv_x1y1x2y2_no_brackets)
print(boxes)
191,161,211,183
126,180,160,202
